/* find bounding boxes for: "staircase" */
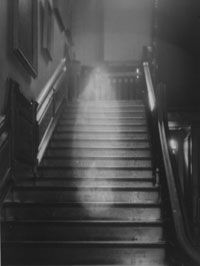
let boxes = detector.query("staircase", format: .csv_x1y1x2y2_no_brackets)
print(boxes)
2,100,167,265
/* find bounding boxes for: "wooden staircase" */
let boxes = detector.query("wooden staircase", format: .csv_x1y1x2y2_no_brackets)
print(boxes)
2,100,168,265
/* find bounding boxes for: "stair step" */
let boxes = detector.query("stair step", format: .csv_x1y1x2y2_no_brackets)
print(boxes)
46,147,151,158
1,265,168,266
2,241,166,265
65,100,144,107
12,186,160,203
17,177,155,188
62,112,145,119
57,124,148,131
64,106,145,111
3,220,163,242
42,157,152,168
38,168,153,179
50,139,150,149
53,132,149,140
59,121,147,126
61,118,146,124
3,202,161,221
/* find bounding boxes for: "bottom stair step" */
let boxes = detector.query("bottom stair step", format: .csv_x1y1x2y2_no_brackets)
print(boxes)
2,241,166,265
3,220,163,242
3,202,162,221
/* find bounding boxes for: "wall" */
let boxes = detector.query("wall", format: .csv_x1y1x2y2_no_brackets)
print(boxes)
71,0,104,67
0,0,69,114
71,0,153,66
156,0,199,107
103,0,153,63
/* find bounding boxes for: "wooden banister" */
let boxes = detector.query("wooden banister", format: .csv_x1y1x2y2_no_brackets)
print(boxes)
0,58,68,204
143,62,200,266
0,116,6,137
143,62,156,111
36,57,67,164
37,58,67,111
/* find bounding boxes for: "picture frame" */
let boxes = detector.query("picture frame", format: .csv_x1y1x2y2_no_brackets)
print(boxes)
52,0,65,32
42,0,54,60
12,0,38,78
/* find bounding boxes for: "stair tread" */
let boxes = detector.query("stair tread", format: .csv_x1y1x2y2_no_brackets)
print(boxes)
52,137,149,141
3,219,163,225
61,116,145,119
13,186,159,191
56,131,148,135
4,201,161,207
47,147,151,151
44,157,151,161
17,178,155,188
58,123,147,127
62,114,145,117
3,240,166,247
39,166,153,170
18,176,154,181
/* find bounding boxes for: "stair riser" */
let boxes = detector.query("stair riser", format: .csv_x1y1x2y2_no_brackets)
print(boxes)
50,140,150,149
64,103,145,108
38,168,153,179
59,121,147,126
42,158,152,168
4,223,163,242
53,132,149,140
62,113,145,119
46,148,151,158
65,107,145,111
65,102,144,108
57,125,148,131
18,179,155,188
13,190,159,204
4,206,161,221
2,246,165,265
61,117,146,123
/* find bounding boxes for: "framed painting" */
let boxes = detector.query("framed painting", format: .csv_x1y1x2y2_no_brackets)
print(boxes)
12,0,38,78
42,0,54,60
52,0,65,32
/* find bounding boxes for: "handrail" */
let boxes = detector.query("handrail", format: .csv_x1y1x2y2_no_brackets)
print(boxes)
0,115,6,136
37,58,67,112
0,115,12,206
143,61,200,266
36,58,67,164
143,62,156,111
0,116,8,149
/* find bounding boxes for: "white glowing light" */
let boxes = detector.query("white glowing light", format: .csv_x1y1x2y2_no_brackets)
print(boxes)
79,66,116,101
169,139,178,153
72,66,120,216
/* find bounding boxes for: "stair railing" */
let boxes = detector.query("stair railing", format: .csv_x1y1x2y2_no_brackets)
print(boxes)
37,58,67,164
143,61,200,266
0,115,12,202
0,57,68,196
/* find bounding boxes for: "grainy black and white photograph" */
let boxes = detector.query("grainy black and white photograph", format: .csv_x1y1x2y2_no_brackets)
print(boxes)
0,0,200,265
